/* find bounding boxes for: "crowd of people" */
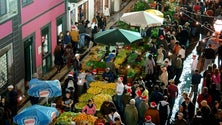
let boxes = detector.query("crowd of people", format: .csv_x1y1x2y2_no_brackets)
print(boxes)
56,0,222,123
57,0,222,125
1,0,222,125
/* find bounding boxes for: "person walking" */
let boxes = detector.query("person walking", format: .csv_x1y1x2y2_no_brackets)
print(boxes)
54,45,64,73
124,99,138,125
138,96,149,125
143,115,156,125
217,44,222,67
145,54,156,85
181,97,195,125
77,20,86,51
157,96,170,125
167,79,178,109
115,77,124,117
70,26,79,55
144,102,160,125
203,44,215,70
0,97,10,125
174,113,188,125
71,54,81,79
174,54,183,84
191,70,202,104
6,85,18,123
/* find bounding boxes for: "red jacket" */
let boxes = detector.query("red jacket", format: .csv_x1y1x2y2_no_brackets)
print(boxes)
197,93,212,107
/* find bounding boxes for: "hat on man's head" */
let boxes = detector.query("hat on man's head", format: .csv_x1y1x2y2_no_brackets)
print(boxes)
184,22,190,26
92,69,97,74
130,99,136,105
150,101,157,108
159,35,164,40
118,77,123,82
145,115,152,121
75,54,80,57
169,79,174,83
8,85,14,89
127,83,132,86
32,73,38,78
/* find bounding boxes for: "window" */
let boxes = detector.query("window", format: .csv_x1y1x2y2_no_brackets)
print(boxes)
22,0,33,7
0,54,8,88
0,0,7,16
41,25,52,74
0,0,18,23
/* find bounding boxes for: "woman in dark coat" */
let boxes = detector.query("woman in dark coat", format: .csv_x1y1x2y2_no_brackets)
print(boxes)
54,45,64,73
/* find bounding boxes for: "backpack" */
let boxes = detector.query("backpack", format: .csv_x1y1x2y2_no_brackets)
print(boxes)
158,101,169,119
67,80,75,91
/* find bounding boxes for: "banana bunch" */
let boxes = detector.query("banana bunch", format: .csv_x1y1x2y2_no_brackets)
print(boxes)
114,49,130,65
87,87,102,95
89,81,105,87
79,93,94,102
101,89,116,96
75,102,87,109
90,81,116,89
93,94,112,110
101,83,116,89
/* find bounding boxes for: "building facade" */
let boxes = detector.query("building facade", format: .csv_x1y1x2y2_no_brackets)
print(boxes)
0,0,66,95
0,0,22,94
67,0,122,29
0,0,124,95
21,0,66,84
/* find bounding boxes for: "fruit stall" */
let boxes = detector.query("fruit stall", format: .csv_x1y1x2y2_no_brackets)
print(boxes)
75,81,116,110
81,45,107,70
54,81,116,124
55,112,97,125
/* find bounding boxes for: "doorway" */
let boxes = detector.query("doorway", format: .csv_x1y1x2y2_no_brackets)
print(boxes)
24,36,35,82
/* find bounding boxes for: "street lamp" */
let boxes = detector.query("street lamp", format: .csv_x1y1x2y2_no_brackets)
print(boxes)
213,19,222,43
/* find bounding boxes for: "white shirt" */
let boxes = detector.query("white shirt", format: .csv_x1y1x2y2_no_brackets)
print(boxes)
108,112,120,123
104,7,110,16
116,82,124,95
191,59,198,71
77,72,86,86
178,48,185,59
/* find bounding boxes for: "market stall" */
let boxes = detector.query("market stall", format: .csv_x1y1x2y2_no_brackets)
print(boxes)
55,112,97,125
75,81,116,110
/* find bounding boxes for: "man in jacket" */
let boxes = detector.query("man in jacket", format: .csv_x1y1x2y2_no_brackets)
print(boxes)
70,26,79,55
125,99,138,125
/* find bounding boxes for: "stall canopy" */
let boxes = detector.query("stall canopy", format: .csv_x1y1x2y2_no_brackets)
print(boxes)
13,105,59,125
94,28,142,46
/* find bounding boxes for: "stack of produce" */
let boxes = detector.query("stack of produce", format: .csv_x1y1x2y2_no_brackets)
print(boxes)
114,49,130,68
75,81,116,110
55,112,97,125
73,113,97,125
55,112,78,125
81,45,106,70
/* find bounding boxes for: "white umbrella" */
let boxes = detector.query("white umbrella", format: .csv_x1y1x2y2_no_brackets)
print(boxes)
120,11,164,28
